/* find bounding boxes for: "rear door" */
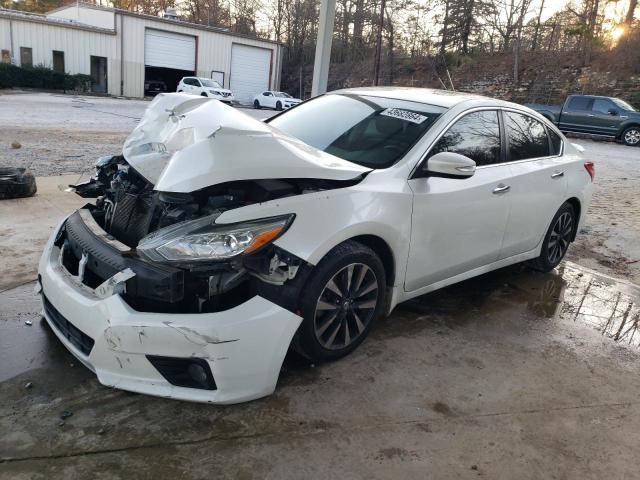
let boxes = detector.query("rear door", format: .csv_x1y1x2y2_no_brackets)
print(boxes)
405,110,512,291
558,96,594,133
499,110,568,259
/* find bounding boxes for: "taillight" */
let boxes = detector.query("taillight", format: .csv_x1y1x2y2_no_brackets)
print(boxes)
584,162,595,181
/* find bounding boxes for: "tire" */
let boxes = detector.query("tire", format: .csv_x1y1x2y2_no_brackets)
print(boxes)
177,90,183,93
528,202,576,272
254,100,261,109
276,101,283,111
294,240,387,362
200,92,208,97
621,126,640,147
0,168,37,200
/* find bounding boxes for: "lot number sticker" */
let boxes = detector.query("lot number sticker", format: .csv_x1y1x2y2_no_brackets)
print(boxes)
380,108,428,124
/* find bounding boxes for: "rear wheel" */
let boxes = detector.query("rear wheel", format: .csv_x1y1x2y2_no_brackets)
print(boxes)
254,99,261,109
528,203,576,272
622,126,640,146
294,241,386,362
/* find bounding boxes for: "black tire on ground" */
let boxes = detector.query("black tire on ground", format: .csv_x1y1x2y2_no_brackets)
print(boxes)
177,90,183,93
528,202,576,272
621,126,640,147
0,168,37,200
254,99,261,109
200,92,208,97
276,101,283,111
293,240,387,362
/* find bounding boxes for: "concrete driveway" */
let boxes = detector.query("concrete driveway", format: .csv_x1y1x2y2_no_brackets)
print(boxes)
1,92,640,479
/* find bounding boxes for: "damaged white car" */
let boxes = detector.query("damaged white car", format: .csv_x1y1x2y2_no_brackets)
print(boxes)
37,88,593,403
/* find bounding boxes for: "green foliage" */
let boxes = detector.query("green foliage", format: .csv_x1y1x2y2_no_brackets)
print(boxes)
0,63,92,91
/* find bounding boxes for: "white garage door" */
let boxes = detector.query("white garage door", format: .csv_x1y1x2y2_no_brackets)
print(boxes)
145,29,196,71
230,44,271,105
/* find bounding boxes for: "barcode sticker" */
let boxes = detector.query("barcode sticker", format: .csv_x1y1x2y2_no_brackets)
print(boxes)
380,108,428,124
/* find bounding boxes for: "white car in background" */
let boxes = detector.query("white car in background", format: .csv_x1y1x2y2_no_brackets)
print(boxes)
38,88,593,404
253,91,302,110
177,77,235,103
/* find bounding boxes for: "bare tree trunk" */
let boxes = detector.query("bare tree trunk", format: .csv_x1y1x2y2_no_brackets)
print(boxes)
626,0,637,25
531,0,545,51
440,0,450,55
373,0,386,86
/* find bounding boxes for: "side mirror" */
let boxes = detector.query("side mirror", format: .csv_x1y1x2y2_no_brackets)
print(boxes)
608,108,619,116
417,152,476,179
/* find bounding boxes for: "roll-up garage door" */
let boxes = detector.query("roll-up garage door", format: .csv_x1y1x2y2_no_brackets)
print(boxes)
230,44,271,105
145,29,196,71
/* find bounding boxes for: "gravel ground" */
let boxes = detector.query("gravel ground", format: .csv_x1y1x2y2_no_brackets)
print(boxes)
1,91,639,282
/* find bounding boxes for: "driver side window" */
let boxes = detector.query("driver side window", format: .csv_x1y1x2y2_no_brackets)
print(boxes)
427,110,501,166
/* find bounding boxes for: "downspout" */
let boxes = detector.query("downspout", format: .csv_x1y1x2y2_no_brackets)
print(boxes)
9,19,14,64
119,14,124,96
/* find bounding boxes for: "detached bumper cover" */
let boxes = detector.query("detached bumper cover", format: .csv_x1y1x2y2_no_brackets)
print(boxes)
38,220,302,403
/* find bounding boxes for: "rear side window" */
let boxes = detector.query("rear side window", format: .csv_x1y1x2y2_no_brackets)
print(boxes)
549,129,562,155
427,110,501,166
567,97,592,110
505,112,550,161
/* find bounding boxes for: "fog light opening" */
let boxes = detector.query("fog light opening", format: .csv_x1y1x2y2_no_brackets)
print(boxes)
146,355,217,390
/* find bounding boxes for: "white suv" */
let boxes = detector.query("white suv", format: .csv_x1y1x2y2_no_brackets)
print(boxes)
38,88,593,403
177,77,235,103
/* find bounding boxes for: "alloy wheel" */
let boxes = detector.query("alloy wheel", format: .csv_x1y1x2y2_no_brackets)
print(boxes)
547,212,573,265
624,129,640,145
314,263,379,350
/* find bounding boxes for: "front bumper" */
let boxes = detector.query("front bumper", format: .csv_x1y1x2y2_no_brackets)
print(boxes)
38,218,302,403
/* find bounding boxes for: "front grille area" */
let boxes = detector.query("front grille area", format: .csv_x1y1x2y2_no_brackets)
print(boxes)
43,295,95,356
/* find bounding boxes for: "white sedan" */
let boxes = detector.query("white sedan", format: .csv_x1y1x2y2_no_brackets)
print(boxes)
38,88,593,403
253,91,302,110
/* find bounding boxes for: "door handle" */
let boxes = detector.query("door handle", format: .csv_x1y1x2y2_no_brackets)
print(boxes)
492,184,511,194
551,171,565,179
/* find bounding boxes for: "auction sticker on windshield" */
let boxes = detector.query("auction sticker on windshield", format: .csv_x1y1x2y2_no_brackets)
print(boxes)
380,108,428,124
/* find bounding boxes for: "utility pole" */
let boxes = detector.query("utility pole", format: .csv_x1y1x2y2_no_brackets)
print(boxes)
311,0,337,97
373,0,386,86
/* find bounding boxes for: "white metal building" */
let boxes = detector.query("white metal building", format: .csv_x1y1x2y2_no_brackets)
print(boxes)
0,3,282,103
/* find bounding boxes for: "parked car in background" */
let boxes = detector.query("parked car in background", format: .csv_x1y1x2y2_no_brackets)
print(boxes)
177,77,235,103
144,80,167,97
39,89,593,404
253,91,302,110
527,95,640,146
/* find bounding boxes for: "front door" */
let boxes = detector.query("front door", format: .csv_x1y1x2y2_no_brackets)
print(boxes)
589,98,626,136
90,56,108,94
405,110,512,292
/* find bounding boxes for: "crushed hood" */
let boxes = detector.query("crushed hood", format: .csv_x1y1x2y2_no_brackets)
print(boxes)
122,93,371,193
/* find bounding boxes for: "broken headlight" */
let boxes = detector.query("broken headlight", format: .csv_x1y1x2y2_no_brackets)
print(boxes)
137,214,294,263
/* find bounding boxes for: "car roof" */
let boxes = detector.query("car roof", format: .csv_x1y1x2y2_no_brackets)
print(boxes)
330,86,507,109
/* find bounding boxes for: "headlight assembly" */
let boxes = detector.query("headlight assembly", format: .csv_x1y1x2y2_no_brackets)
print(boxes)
137,214,294,264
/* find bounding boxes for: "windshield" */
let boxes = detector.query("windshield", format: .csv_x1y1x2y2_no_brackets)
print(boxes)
201,79,222,88
275,92,291,98
612,98,636,111
268,94,445,168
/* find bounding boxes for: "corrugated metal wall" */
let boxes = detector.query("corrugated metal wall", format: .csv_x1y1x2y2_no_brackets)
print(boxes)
0,17,118,94
118,14,280,98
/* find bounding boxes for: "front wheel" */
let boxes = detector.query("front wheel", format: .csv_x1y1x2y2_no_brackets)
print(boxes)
622,126,640,146
254,99,261,109
528,203,576,272
294,241,387,362
276,101,283,111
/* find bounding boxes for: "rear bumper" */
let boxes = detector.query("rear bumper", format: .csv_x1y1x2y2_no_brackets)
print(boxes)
38,218,302,403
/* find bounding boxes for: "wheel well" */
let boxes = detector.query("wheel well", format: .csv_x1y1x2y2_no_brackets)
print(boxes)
349,235,395,287
565,197,581,241
618,124,640,138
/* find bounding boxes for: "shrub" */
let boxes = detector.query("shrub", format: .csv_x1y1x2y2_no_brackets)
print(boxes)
0,63,92,92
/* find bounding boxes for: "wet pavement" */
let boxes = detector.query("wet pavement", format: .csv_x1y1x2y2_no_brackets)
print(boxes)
1,261,640,479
